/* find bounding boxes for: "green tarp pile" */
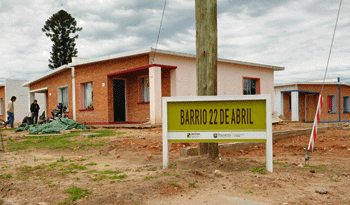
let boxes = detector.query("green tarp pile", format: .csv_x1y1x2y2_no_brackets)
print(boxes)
15,118,89,134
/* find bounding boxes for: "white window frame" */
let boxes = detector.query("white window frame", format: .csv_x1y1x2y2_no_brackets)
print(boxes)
139,76,149,103
82,82,93,109
57,86,69,108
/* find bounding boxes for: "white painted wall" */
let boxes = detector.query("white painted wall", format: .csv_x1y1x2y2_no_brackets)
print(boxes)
274,85,298,117
4,79,46,125
153,53,277,111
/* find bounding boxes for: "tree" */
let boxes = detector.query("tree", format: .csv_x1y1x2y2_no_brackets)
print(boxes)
42,10,82,69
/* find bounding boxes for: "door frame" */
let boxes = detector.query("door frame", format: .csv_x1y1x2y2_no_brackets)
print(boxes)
113,78,127,122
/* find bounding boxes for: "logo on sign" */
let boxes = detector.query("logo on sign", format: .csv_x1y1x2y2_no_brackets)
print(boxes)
187,133,191,138
213,133,218,138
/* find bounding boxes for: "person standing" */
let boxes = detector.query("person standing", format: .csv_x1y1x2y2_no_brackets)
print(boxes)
4,96,16,128
30,99,40,124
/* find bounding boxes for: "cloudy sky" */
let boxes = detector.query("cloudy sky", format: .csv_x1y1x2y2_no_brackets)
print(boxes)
0,0,349,84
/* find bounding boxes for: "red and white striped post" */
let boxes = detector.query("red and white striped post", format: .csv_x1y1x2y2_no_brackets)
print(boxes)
305,95,323,165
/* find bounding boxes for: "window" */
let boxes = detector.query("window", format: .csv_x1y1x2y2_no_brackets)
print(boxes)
58,87,68,107
83,82,93,109
243,78,258,95
344,96,350,113
140,76,149,102
0,98,3,115
328,95,336,113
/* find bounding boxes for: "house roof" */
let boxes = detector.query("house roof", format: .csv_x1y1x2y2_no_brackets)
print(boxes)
23,47,285,87
275,78,350,87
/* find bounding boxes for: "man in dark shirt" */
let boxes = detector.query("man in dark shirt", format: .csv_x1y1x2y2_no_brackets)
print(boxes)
30,100,40,124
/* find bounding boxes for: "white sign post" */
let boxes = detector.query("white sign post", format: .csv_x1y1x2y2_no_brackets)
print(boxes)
162,94,273,172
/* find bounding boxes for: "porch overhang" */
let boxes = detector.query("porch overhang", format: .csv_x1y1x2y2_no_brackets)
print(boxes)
29,87,49,93
281,90,320,94
106,64,177,77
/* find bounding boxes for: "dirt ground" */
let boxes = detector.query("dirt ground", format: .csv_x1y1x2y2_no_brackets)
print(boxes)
0,122,350,205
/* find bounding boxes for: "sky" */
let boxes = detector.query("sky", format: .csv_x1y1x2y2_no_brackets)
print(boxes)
0,0,349,84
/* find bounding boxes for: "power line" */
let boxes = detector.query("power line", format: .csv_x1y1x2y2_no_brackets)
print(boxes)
320,0,343,95
151,0,167,64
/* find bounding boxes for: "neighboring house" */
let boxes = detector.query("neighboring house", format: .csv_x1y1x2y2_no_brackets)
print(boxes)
274,77,350,122
23,48,284,125
0,79,46,125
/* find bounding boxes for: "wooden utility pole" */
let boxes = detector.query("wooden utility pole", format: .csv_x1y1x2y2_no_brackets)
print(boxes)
196,0,218,159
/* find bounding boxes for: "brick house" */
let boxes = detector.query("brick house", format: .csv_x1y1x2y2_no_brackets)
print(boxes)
274,78,350,122
0,79,46,124
23,48,284,125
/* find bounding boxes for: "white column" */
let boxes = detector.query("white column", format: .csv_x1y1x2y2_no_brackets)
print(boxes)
291,91,299,121
280,92,284,116
71,67,76,121
28,92,35,112
149,66,162,125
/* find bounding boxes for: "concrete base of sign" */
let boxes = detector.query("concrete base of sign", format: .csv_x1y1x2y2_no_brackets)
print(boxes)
180,142,264,157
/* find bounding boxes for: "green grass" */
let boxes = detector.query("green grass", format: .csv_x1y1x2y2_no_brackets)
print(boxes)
109,174,127,179
64,186,90,201
85,162,97,166
168,163,176,168
5,173,12,179
273,161,292,167
249,167,267,175
144,176,157,180
6,130,116,152
189,182,196,188
170,182,179,187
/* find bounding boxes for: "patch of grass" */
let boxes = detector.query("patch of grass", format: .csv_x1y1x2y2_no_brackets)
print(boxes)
93,175,107,181
62,163,87,171
105,165,110,167
249,167,267,175
6,131,115,152
48,183,57,187
189,182,196,188
109,174,127,179
62,170,78,174
97,183,104,186
5,174,12,179
170,182,179,187
85,162,97,166
168,163,176,168
64,186,90,201
156,181,162,184
76,177,80,180
110,180,115,184
57,156,68,162
144,176,157,180
247,190,253,194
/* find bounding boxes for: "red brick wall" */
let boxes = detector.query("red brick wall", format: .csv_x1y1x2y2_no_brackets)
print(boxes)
29,70,72,119
0,86,5,121
75,55,149,123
